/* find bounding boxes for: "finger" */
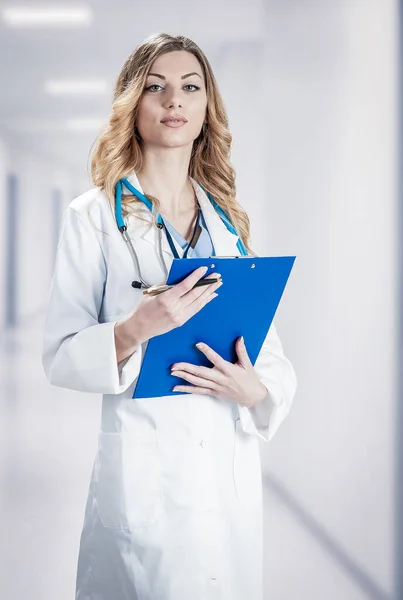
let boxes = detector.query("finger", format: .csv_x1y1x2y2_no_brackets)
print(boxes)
194,342,229,371
181,276,222,310
171,369,221,391
172,384,217,395
171,362,225,385
167,266,209,300
235,336,252,368
179,290,220,323
148,274,215,309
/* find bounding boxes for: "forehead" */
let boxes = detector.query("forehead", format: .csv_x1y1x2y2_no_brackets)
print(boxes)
148,51,203,77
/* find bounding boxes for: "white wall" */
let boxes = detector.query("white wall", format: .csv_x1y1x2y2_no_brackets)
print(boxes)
214,40,267,253
6,143,77,320
259,0,398,595
0,138,7,331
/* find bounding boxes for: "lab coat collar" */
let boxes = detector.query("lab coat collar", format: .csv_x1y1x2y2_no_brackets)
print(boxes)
123,171,240,258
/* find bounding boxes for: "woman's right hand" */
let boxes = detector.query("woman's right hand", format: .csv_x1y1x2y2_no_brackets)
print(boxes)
114,267,223,363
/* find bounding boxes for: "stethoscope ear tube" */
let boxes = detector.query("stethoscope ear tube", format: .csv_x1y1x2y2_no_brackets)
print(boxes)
200,185,248,256
115,180,126,231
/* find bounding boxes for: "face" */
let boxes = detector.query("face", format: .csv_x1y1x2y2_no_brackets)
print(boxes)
136,50,208,150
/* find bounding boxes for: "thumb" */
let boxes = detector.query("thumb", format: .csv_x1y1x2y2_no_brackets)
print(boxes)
236,336,252,368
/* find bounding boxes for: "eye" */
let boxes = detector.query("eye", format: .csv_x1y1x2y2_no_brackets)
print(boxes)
145,83,201,93
145,84,163,92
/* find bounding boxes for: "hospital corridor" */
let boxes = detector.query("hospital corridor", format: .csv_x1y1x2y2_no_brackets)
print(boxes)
0,1,400,599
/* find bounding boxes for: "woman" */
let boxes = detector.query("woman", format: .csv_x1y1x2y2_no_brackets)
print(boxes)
42,33,297,600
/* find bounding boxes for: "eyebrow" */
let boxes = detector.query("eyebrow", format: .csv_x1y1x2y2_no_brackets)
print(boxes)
147,72,202,80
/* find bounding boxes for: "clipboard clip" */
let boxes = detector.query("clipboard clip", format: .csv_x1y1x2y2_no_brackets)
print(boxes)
208,256,256,269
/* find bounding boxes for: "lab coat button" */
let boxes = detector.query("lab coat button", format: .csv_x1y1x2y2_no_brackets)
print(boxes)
200,439,207,448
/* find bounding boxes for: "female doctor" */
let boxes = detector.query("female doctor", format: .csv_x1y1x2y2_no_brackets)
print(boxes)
42,33,297,600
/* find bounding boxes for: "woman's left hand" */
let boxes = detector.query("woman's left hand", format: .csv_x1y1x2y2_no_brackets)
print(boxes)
171,337,268,408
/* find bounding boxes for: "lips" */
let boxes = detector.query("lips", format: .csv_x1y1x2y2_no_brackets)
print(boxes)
161,118,187,129
161,115,188,124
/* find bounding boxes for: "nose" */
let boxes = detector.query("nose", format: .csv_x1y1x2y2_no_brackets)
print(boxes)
163,87,183,109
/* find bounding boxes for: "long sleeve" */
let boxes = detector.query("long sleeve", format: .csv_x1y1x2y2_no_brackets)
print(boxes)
42,206,142,395
237,321,297,443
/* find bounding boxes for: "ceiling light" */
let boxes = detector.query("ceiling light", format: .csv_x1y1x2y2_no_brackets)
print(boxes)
1,6,93,27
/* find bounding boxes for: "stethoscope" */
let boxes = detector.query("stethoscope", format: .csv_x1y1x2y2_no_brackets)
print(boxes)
115,177,248,289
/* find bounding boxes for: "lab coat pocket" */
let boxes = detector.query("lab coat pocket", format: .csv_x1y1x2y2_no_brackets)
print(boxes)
96,431,162,530
233,419,262,508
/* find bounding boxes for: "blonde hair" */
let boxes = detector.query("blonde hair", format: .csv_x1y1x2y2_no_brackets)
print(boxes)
90,32,252,253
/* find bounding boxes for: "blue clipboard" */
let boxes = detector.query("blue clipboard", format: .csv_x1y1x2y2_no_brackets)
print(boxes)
133,255,296,399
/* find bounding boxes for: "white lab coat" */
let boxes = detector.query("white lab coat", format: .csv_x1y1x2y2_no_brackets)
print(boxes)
42,171,297,600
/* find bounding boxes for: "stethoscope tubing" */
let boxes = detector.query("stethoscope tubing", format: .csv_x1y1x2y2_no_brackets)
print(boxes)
114,177,248,289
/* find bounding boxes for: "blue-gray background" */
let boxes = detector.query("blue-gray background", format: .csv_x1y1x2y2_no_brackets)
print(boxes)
0,1,400,599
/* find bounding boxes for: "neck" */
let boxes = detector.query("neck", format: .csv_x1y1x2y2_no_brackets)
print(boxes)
136,146,196,218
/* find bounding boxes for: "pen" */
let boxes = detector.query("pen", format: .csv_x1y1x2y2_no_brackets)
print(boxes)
143,277,222,296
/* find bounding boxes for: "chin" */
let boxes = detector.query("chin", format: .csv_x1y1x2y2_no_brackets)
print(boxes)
147,134,196,150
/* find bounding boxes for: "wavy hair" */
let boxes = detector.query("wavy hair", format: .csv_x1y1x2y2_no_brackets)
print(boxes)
90,32,252,253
